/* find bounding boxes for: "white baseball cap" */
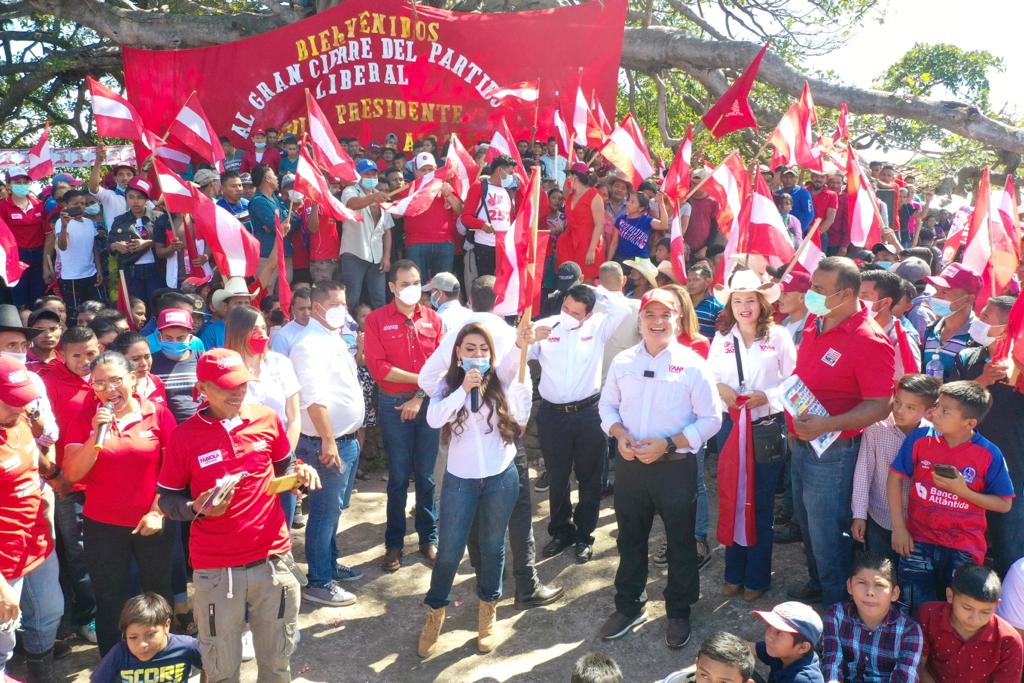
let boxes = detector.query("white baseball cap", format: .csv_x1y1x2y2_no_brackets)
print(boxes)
415,152,436,170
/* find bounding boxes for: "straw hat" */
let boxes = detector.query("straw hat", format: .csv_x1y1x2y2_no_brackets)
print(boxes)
623,257,659,288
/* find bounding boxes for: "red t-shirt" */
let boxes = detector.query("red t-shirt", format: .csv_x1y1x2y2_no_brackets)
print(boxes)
26,348,62,377
404,194,457,246
891,428,1014,563
0,196,47,249
65,398,177,528
42,362,94,492
0,421,53,580
811,188,839,230
918,601,1024,683
157,404,291,569
309,207,340,261
684,195,720,252
363,302,442,394
793,304,894,438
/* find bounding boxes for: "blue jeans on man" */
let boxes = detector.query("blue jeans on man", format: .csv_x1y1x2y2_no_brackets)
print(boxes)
1,552,62,675
405,242,454,283
425,463,519,608
897,540,973,615
790,436,860,606
300,434,361,588
123,262,164,306
54,491,96,627
379,394,439,551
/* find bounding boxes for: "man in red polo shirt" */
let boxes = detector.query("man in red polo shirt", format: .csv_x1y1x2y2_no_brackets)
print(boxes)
41,325,99,641
157,348,319,682
403,153,463,281
809,171,838,251
788,256,894,607
363,259,443,572
0,356,63,682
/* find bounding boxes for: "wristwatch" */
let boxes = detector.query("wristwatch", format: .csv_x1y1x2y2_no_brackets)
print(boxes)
663,435,678,456
414,389,426,399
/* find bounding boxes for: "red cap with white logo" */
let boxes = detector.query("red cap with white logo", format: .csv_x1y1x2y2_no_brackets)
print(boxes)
157,308,193,331
196,348,257,390
0,356,40,407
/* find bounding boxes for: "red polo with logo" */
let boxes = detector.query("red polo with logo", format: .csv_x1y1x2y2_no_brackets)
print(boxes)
64,397,177,527
0,195,47,248
0,420,53,580
363,301,442,394
157,403,291,569
42,361,94,491
918,601,1024,683
793,303,894,437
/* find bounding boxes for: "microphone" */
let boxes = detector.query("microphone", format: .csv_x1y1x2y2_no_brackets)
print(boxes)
471,387,480,413
94,401,115,451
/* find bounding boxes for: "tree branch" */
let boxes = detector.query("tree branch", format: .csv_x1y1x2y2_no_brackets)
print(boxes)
651,72,680,148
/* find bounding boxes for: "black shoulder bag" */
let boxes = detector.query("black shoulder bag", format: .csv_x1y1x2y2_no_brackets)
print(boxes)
733,336,788,464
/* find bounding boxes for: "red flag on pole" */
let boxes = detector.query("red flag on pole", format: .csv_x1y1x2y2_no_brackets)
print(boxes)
600,114,656,188
382,173,445,217
152,159,196,214
662,126,693,203
769,82,822,171
998,176,1022,261
746,172,797,267
701,43,768,138
703,152,752,283
444,133,479,202
273,215,293,319
494,167,550,316
962,167,1020,312
834,102,850,143
485,117,527,185
305,90,359,183
293,147,359,222
490,80,540,104
87,77,146,142
168,92,226,168
846,147,884,248
27,123,53,180
190,188,261,278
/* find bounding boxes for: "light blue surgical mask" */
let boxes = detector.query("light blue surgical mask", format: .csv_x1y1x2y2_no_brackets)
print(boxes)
429,292,442,309
254,142,267,150
500,175,515,189
84,204,101,217
461,356,491,375
804,289,838,317
360,177,379,190
10,184,31,198
877,260,895,270
930,297,952,318
159,339,189,359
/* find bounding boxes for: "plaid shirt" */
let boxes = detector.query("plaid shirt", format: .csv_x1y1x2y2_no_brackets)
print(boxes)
823,602,924,683
852,416,916,529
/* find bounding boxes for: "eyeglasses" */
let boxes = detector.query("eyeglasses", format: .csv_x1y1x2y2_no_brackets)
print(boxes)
92,376,127,391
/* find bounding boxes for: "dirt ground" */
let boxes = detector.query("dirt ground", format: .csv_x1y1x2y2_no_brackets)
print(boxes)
37,458,812,683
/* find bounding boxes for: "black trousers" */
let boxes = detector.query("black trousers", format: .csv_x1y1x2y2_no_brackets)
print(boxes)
82,517,175,656
537,401,606,545
468,440,540,599
473,243,496,277
613,453,698,619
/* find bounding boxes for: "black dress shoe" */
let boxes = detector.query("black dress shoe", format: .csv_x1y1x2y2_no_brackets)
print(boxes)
514,583,565,610
666,617,691,649
787,582,823,602
574,542,593,564
542,536,573,558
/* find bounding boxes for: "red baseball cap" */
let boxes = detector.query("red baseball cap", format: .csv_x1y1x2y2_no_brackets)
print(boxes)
157,308,193,331
640,288,680,314
126,177,152,199
0,357,41,408
252,127,267,136
196,348,256,390
779,270,811,294
569,162,590,177
924,262,982,295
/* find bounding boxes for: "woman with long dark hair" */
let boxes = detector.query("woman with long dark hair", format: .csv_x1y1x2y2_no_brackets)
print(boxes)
417,323,533,658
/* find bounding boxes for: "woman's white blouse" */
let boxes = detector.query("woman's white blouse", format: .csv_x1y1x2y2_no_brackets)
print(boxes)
707,324,797,420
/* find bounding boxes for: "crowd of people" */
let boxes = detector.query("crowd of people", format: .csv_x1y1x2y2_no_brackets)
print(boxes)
0,125,1022,683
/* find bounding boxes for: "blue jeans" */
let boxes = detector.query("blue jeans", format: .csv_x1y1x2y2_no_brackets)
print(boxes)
791,436,860,606
11,247,44,309
14,552,62,658
339,252,387,309
379,394,439,550
695,447,709,544
724,460,784,591
425,463,519,608
988,488,1024,576
54,491,95,625
405,242,454,282
898,540,973,615
300,435,361,587
865,516,899,568
123,262,164,306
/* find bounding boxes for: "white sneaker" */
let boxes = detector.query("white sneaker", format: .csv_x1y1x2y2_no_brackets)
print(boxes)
241,629,255,662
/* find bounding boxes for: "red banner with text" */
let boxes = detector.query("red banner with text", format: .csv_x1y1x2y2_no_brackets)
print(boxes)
122,0,626,150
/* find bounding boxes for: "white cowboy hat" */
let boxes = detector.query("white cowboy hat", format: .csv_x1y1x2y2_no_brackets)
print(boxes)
211,276,253,313
713,268,781,305
623,257,659,288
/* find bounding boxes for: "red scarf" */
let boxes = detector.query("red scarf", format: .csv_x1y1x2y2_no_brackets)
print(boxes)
716,397,757,547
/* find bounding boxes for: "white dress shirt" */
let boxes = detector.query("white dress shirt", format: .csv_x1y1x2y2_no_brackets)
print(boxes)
289,319,365,438
418,311,522,396
600,340,723,453
436,300,471,335
706,324,797,421
270,319,309,357
426,350,531,479
529,290,631,404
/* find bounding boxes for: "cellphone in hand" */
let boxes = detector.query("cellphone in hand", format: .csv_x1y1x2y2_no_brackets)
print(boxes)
934,463,959,479
65,205,85,218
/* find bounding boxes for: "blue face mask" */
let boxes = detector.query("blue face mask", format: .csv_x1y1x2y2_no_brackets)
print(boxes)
159,339,189,359
930,297,952,318
84,204,101,217
360,177,379,190
877,260,895,270
254,142,267,150
804,289,837,317
10,184,30,198
460,357,491,375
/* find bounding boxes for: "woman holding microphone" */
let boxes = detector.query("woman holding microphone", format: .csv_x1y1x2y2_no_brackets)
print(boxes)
62,351,178,655
417,322,533,658
706,269,796,601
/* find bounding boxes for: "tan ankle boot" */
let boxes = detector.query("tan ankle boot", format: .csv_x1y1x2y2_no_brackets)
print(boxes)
478,599,499,653
417,606,445,658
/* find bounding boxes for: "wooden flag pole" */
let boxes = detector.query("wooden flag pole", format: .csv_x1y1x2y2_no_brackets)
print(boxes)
518,167,542,384
778,218,822,282
529,79,542,147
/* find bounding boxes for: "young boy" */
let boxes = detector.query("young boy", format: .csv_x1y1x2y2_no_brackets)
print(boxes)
851,374,940,563
752,602,824,683
661,631,756,683
822,552,924,683
888,380,1014,612
917,564,1024,683
91,593,203,683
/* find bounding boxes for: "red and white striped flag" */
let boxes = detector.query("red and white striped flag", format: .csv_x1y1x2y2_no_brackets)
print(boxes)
833,102,849,143
572,86,591,144
668,210,688,285
484,117,526,184
27,123,53,180
153,159,196,214
998,176,1021,260
963,167,1020,311
116,270,138,331
794,238,824,275
168,92,225,168
702,152,752,281
745,172,797,268
662,126,693,204
383,172,444,217
846,147,884,248
490,80,540,104
444,133,479,202
87,77,145,142
494,167,550,316
600,114,656,188
190,188,261,278
293,147,359,222
768,82,822,171
553,107,571,156
591,94,613,136
306,90,358,183
0,217,27,287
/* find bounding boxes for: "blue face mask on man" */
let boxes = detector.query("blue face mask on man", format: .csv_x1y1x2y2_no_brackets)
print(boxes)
159,339,189,359
804,289,843,317
360,177,379,190
84,204,101,217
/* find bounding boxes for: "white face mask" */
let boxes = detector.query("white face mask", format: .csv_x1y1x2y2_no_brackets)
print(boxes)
968,318,998,347
558,311,582,331
1,351,27,364
397,284,422,306
500,175,515,189
323,304,347,329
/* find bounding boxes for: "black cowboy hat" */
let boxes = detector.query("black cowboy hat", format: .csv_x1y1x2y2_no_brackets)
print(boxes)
0,305,41,340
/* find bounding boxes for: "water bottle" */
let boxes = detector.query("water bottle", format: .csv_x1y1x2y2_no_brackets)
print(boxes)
925,353,944,379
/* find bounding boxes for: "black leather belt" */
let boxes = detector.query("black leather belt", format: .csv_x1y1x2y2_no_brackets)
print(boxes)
660,452,689,462
233,554,281,570
542,394,600,414
300,432,358,442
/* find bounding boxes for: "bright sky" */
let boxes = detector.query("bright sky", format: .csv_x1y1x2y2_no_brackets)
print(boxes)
807,0,1024,115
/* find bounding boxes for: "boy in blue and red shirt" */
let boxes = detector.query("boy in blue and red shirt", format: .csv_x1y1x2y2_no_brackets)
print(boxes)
887,380,1014,613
